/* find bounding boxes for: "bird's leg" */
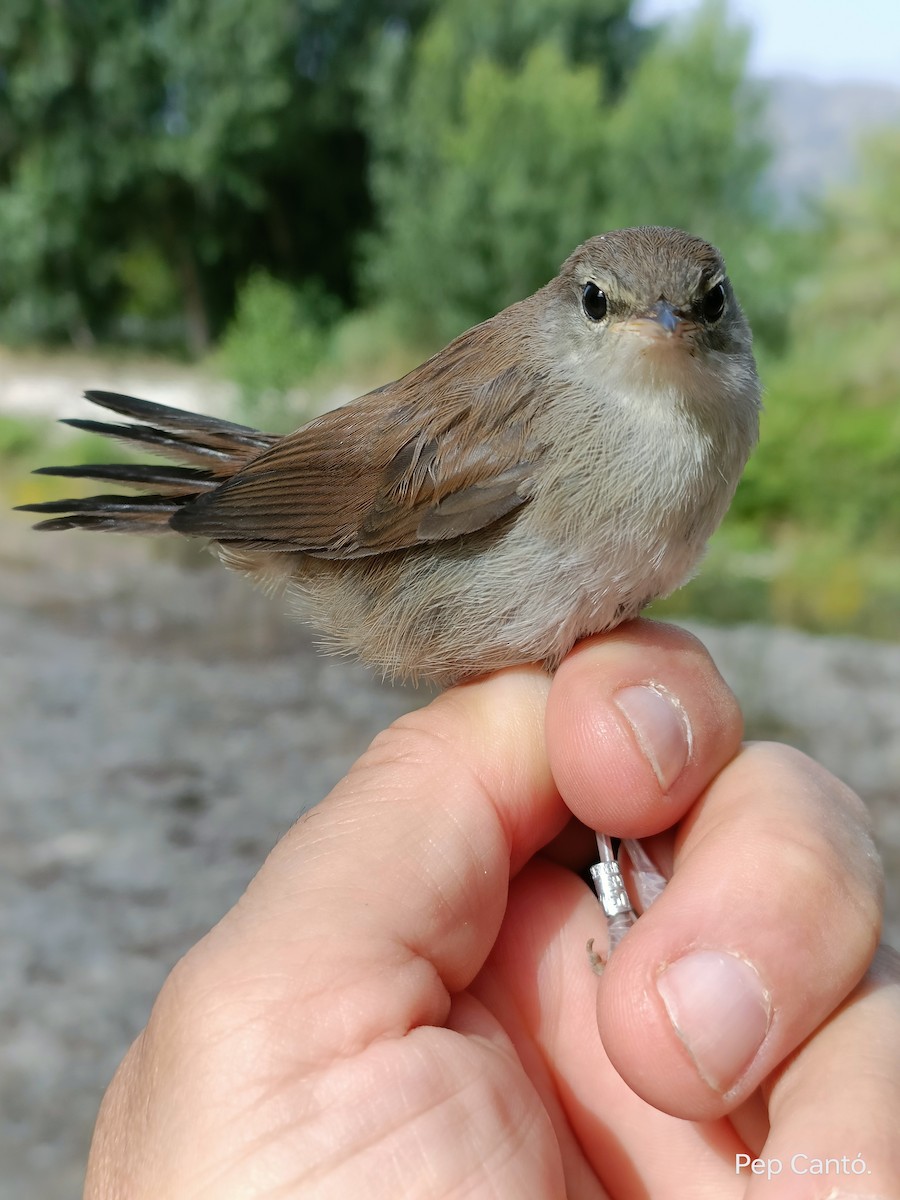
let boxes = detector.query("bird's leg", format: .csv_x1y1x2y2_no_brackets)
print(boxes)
587,832,635,972
587,834,668,973
621,837,668,910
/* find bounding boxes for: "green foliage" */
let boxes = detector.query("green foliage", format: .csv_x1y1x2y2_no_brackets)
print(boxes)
649,525,900,639
0,413,45,461
602,1,768,232
367,35,611,342
0,0,800,358
600,0,810,352
797,130,900,403
0,0,433,351
734,130,900,543
0,412,142,509
364,0,643,341
324,306,428,392
735,358,900,541
364,0,787,347
214,273,340,428
0,1,162,345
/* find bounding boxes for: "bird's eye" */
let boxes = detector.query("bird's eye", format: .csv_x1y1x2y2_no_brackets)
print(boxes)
701,281,726,323
582,281,608,322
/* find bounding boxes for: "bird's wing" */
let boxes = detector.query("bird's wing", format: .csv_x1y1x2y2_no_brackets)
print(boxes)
171,330,547,557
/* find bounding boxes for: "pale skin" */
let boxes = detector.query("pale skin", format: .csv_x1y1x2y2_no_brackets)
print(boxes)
85,622,900,1199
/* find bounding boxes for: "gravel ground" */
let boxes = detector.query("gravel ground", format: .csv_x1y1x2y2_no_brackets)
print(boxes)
1,522,898,1199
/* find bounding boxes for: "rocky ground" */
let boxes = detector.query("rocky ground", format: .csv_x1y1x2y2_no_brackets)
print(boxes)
1,521,898,1199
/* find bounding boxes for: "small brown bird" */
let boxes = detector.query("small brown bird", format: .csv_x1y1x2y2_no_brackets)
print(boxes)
19,227,761,685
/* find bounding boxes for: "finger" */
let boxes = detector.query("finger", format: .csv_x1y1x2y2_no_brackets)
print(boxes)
546,620,744,838
472,860,746,1199
597,743,883,1119
178,665,567,1050
744,945,900,1197
87,666,570,1196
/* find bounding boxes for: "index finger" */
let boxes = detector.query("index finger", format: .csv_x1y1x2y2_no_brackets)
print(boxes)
86,666,576,1197
168,666,567,1060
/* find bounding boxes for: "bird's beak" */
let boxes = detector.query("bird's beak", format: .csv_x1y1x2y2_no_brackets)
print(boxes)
645,300,681,333
621,300,697,341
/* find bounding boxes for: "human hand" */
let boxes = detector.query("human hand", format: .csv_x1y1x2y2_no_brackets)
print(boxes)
85,622,899,1198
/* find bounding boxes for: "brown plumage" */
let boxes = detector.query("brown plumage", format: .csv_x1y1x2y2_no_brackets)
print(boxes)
172,321,547,556
18,227,761,684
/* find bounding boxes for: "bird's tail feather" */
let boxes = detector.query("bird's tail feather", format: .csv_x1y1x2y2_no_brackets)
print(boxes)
15,390,277,534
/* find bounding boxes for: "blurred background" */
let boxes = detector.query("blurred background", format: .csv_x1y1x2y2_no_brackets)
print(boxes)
1,0,898,1194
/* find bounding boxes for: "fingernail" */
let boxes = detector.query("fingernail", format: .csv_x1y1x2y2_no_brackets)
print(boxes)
657,950,772,1093
614,684,691,791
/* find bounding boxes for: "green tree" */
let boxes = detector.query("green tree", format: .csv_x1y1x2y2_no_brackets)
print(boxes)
364,0,784,348
367,38,611,343
734,129,900,539
0,1,156,345
364,0,644,343
601,1,798,351
800,129,900,403
214,270,340,427
602,1,768,234
0,0,433,351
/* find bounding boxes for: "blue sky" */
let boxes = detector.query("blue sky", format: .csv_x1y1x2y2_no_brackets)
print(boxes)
636,0,900,86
